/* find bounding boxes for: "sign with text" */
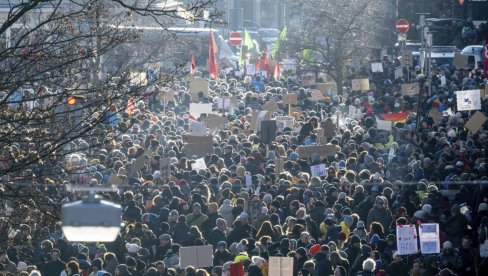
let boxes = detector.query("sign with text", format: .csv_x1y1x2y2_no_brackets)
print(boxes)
191,158,207,172
401,83,420,96
190,121,207,136
206,114,229,130
283,94,298,105
316,83,338,96
351,79,370,91
396,224,418,255
189,103,213,118
376,119,392,131
275,116,295,129
419,223,440,254
456,89,481,111
453,53,469,68
310,164,327,177
371,62,384,73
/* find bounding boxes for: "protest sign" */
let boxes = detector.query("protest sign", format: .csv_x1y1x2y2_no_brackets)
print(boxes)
453,53,469,68
440,76,447,87
190,121,207,136
348,105,356,119
401,83,420,96
217,97,231,111
402,51,413,67
189,103,212,118
394,68,403,79
316,128,327,144
191,158,207,172
246,64,256,76
282,59,297,71
275,116,295,130
179,245,213,268
206,114,229,130
189,78,209,101
107,173,123,185
316,83,338,95
376,119,392,131
269,257,293,276
428,109,443,123
465,111,487,133
310,90,323,101
419,223,440,254
158,90,175,102
351,79,370,91
296,144,341,158
131,154,146,172
456,90,481,111
262,100,279,113
371,63,384,72
396,224,418,255
283,94,298,105
251,111,269,131
310,164,327,177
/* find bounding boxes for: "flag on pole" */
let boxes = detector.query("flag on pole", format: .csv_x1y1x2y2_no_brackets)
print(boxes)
378,111,409,124
273,63,281,81
191,53,196,75
239,29,254,65
271,26,288,59
126,96,135,116
208,31,218,79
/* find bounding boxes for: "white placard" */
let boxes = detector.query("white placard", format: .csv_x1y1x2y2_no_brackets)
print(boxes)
395,68,403,79
440,76,446,86
189,103,213,118
396,225,418,255
275,116,295,129
191,158,207,172
282,59,297,71
456,90,481,111
245,172,252,188
234,70,243,77
310,164,327,178
419,223,440,254
371,63,384,73
190,121,207,136
179,245,213,268
217,97,231,111
269,257,293,276
348,105,356,118
246,64,256,76
376,119,393,131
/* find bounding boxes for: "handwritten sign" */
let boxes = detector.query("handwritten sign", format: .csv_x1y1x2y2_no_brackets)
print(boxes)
401,83,420,96
371,63,384,73
206,114,229,130
310,164,327,177
275,116,295,130
419,223,440,254
351,79,370,91
283,94,298,105
456,90,481,111
394,68,403,79
396,225,418,255
453,53,469,69
296,144,341,158
191,158,207,171
190,121,207,136
189,103,213,118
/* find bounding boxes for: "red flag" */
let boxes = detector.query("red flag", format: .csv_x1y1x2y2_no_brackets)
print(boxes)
229,262,244,276
191,53,196,75
378,111,409,123
273,63,281,81
125,96,135,116
208,31,218,79
256,59,261,71
483,37,488,78
263,52,269,74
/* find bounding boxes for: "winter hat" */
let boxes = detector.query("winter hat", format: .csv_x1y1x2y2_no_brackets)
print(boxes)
296,247,307,257
370,234,380,245
208,202,218,211
350,235,361,244
356,221,365,229
159,234,172,241
251,256,266,266
338,192,346,200
217,241,227,249
125,243,141,253
17,262,28,272
236,242,246,253
443,241,453,249
422,204,432,214
239,212,250,220
344,215,353,224
361,245,372,255
479,203,488,212
309,244,321,255
263,194,273,203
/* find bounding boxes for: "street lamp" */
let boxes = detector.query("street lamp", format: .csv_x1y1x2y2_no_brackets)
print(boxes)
62,192,122,242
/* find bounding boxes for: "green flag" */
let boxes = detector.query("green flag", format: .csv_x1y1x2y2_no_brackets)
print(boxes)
302,34,313,65
239,29,254,65
271,26,288,59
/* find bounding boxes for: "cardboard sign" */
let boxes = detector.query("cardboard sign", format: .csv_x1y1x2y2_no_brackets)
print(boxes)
206,114,229,130
401,83,420,96
189,78,209,101
376,119,392,131
275,158,284,174
419,223,440,254
428,109,443,123
184,135,213,158
191,158,207,171
396,224,418,255
283,94,298,105
316,83,338,96
131,154,146,172
275,116,295,130
190,120,207,136
269,257,294,276
394,68,403,79
310,89,323,101
179,245,213,268
107,173,123,185
262,100,279,113
189,103,213,118
465,111,487,133
310,164,327,177
371,62,384,73
456,89,481,111
296,144,341,158
351,79,370,91
453,53,469,69
159,158,171,177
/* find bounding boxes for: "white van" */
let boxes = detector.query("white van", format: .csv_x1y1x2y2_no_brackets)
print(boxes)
461,45,484,69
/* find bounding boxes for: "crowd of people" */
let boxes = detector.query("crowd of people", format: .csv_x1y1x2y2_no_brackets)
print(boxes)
1,48,488,276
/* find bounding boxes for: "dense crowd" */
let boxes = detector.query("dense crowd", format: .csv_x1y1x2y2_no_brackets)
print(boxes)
1,52,488,276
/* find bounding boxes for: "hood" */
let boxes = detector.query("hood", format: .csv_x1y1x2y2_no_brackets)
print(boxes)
219,203,233,214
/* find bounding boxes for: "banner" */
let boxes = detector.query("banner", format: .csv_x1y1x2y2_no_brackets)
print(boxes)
310,164,327,177
396,224,418,255
456,90,481,111
419,223,440,254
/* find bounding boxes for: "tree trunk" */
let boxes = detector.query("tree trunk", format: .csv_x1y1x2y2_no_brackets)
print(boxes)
335,63,344,95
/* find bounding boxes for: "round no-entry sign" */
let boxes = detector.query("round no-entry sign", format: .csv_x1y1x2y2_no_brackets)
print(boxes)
229,32,242,46
395,19,410,33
